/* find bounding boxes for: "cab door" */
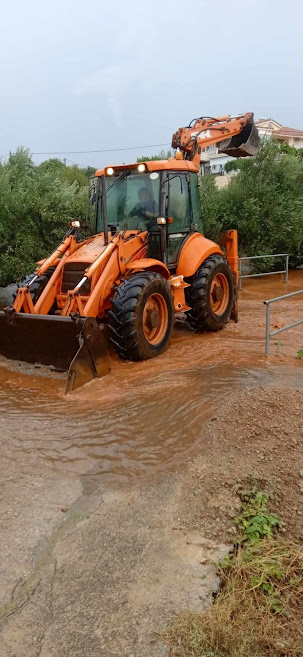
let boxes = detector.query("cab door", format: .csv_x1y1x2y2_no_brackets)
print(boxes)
166,173,192,267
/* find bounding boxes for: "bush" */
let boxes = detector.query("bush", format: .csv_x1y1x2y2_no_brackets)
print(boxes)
200,140,303,268
0,148,89,286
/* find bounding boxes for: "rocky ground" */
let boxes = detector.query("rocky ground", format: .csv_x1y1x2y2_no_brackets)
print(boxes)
181,386,303,544
1,377,302,657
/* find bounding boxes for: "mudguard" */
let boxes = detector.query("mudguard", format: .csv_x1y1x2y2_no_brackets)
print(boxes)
176,233,223,278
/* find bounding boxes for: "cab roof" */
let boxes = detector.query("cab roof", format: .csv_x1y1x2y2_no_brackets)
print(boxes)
94,158,199,177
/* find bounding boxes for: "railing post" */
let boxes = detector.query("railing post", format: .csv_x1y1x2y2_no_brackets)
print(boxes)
264,289,303,355
285,255,289,284
265,303,271,355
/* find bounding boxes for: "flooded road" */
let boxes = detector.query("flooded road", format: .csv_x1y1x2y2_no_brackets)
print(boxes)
0,364,275,484
0,271,302,485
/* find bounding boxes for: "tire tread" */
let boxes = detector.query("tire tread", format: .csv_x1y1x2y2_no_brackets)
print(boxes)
109,272,173,360
185,254,233,332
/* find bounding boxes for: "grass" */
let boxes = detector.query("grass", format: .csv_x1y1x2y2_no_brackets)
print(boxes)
234,486,280,544
161,486,303,657
296,349,303,360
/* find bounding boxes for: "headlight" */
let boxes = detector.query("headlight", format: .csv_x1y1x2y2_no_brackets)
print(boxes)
138,163,145,172
107,167,114,176
71,220,81,228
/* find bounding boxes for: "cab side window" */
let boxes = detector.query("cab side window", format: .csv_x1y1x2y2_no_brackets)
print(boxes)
167,174,191,233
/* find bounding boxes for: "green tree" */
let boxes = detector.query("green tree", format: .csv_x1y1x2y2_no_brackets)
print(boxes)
82,165,97,178
137,149,173,162
224,158,242,173
37,159,93,187
279,142,303,160
200,139,303,268
0,148,88,286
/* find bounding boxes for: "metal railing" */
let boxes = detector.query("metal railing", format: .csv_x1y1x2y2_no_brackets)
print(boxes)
264,289,303,355
239,253,289,290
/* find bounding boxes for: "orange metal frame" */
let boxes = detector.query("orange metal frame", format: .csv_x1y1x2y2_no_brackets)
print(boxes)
13,228,239,319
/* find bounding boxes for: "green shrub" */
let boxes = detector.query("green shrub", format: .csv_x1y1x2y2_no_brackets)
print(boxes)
0,148,89,286
200,140,303,268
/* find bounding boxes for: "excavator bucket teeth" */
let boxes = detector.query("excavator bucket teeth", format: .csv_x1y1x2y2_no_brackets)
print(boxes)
219,120,260,158
0,311,111,392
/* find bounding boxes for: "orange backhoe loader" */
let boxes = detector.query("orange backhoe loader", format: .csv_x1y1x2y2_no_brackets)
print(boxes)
0,113,259,391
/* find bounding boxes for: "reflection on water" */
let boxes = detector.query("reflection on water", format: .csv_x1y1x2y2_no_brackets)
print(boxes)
0,364,274,483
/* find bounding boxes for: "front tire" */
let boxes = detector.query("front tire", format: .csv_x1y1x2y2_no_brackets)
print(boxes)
109,272,174,360
185,254,233,332
15,268,55,305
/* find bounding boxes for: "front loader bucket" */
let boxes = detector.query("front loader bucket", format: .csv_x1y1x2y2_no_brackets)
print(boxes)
0,311,111,393
66,317,111,393
219,120,260,158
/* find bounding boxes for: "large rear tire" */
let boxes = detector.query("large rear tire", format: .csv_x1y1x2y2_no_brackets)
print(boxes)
109,272,174,360
185,254,233,332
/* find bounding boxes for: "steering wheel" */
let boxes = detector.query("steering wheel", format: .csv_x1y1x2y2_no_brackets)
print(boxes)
129,206,147,218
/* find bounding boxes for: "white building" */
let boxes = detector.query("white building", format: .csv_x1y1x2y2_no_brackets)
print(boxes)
200,146,230,176
255,118,303,148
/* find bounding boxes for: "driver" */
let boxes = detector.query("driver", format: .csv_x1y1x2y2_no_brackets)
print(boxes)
130,187,156,218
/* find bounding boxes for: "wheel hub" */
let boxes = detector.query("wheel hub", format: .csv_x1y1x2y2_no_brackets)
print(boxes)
142,292,169,346
210,272,229,315
146,308,161,329
212,284,224,302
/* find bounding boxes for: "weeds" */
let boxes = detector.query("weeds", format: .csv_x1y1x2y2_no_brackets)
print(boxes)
161,485,303,657
235,487,280,544
296,349,303,360
275,340,284,355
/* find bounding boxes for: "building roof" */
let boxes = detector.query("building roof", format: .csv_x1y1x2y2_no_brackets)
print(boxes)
256,118,282,130
256,118,303,138
275,126,303,138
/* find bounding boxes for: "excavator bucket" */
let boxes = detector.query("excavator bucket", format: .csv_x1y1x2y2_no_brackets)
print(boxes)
219,118,260,158
0,311,111,393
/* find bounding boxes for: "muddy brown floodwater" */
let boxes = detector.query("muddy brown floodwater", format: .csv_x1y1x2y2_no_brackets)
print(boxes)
0,271,302,487
0,271,302,657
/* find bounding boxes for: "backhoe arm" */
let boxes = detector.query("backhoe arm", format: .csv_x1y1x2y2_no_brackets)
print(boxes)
171,112,259,169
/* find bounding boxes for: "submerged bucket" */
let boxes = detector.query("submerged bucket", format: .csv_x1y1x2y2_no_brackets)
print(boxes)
219,120,260,158
0,311,111,392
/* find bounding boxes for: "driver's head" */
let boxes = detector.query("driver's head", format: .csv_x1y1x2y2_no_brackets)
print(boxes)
138,186,151,203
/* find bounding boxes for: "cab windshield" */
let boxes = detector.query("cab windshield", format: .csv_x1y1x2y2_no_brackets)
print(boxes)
95,172,160,232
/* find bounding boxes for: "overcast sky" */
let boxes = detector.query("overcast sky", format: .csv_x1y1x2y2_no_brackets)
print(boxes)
0,0,302,168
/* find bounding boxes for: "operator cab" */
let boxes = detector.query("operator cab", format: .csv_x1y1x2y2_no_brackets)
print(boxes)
90,162,202,270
